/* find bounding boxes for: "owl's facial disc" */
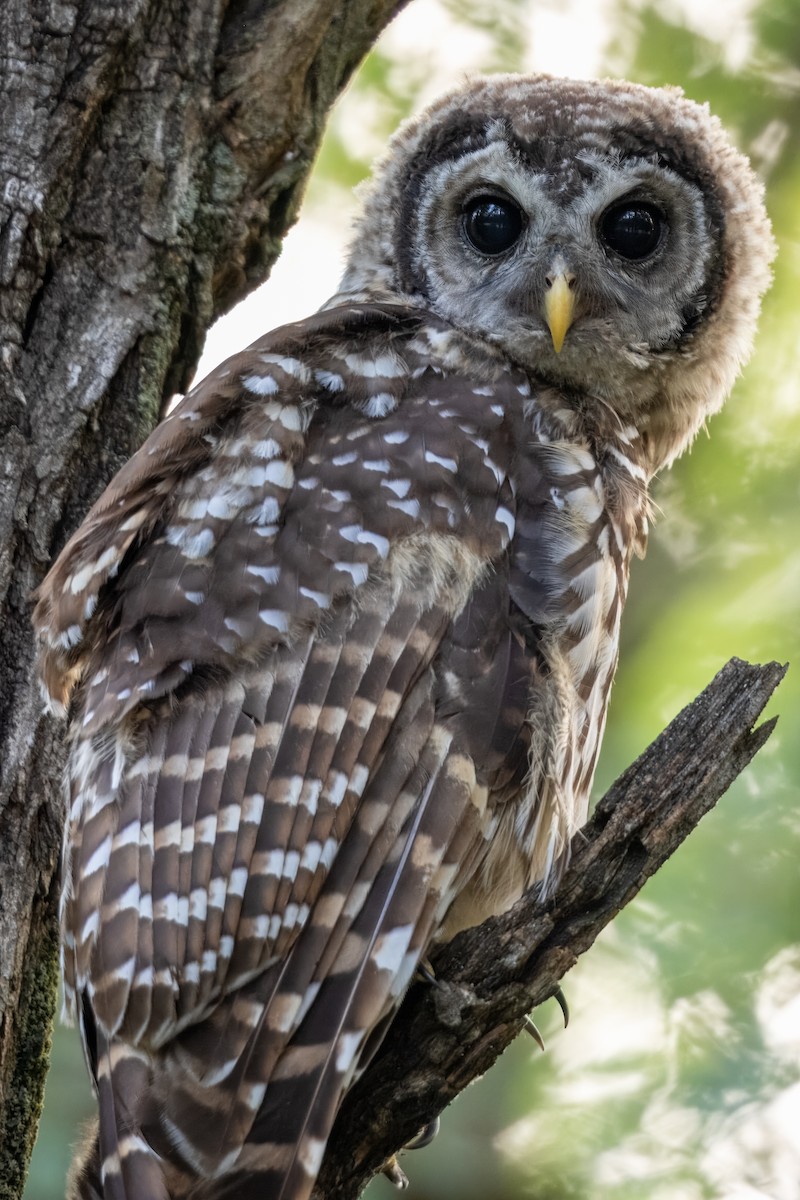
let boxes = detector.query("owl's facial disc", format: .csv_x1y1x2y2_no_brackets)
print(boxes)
341,74,773,463
398,134,723,396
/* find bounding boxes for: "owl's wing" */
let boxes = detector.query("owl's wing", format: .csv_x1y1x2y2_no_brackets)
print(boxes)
34,304,422,720
34,304,533,1200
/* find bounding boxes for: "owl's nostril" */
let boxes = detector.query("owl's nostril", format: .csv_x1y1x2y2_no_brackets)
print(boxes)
545,272,577,291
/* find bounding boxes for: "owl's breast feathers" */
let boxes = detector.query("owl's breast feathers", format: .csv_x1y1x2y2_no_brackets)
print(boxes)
34,302,648,1200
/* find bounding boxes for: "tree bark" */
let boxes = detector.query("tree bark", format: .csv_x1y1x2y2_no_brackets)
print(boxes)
0,3,408,1194
317,657,786,1199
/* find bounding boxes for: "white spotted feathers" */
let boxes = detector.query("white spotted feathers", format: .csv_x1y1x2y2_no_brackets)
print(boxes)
37,304,647,1200
35,72,772,1200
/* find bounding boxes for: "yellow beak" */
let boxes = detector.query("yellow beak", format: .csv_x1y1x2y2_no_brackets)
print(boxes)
544,273,576,354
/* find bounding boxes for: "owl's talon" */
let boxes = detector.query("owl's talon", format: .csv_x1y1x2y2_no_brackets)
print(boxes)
405,1116,440,1150
415,957,444,990
381,1116,440,1188
381,1156,409,1189
523,989,567,1047
523,1014,545,1051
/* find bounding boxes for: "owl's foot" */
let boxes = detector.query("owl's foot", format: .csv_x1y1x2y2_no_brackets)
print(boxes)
382,1158,409,1189
523,986,570,1050
381,1118,441,1189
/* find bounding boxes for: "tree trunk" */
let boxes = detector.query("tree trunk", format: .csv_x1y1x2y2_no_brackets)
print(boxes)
0,3,407,1193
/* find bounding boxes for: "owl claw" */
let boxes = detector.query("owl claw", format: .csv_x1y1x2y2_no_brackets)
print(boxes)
415,956,445,989
405,1116,440,1150
523,1014,546,1051
381,1117,440,1189
553,984,570,1028
523,987,569,1050
381,1156,409,1189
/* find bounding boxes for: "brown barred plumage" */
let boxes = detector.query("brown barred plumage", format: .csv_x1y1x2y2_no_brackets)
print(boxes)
34,74,772,1200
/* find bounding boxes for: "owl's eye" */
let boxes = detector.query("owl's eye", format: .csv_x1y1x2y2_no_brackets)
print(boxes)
600,201,665,260
463,196,524,255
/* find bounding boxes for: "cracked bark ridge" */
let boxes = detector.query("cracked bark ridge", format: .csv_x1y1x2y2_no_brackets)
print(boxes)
0,3,409,1195
316,657,787,1200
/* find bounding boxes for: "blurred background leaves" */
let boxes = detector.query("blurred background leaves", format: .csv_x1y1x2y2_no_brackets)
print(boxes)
25,1,799,1197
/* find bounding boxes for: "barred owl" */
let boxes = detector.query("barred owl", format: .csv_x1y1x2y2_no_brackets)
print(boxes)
34,74,773,1200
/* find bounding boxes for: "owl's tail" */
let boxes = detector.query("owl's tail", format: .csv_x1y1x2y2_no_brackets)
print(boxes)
66,680,479,1200
66,1020,359,1200
67,1034,172,1200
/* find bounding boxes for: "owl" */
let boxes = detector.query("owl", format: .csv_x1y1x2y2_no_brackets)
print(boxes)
33,74,772,1200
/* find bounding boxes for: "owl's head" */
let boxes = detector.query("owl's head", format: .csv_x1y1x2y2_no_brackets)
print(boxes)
338,75,774,471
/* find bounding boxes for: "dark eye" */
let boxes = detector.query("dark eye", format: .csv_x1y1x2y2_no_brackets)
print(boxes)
463,196,524,255
600,201,665,260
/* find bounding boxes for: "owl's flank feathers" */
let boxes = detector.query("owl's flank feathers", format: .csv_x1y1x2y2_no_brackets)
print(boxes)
33,74,773,1200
